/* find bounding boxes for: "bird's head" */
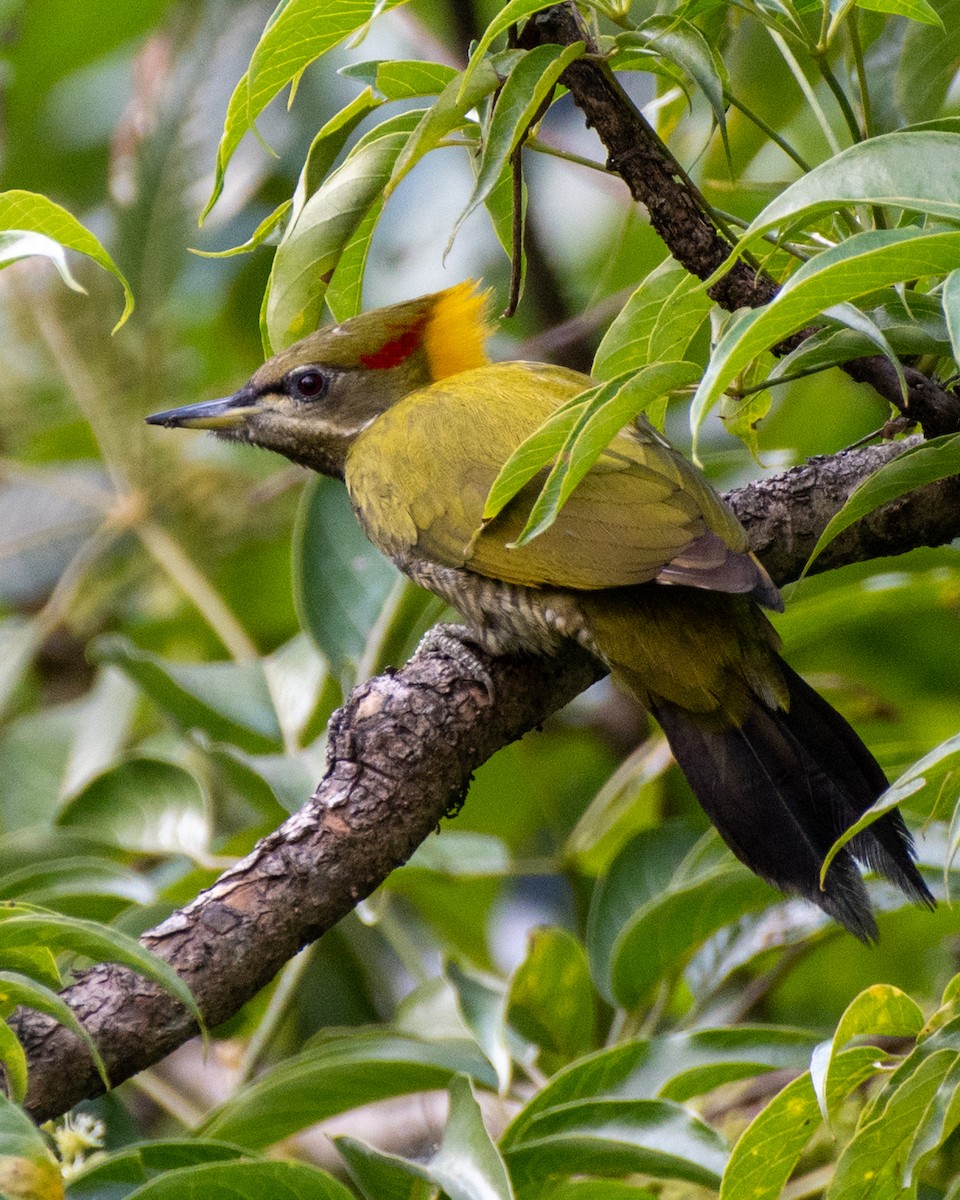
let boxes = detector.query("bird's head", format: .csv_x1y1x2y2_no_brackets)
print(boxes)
146,281,491,477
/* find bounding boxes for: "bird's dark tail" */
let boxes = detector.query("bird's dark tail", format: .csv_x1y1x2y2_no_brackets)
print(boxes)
652,661,934,941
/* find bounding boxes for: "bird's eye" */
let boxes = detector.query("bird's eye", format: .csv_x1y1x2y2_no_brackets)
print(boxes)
291,369,328,400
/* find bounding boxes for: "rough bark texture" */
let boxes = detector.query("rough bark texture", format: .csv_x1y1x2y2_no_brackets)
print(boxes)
519,4,960,439
15,436,960,1123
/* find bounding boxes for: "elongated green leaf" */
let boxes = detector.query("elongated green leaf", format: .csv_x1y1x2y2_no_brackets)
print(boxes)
732,132,960,253
505,1098,727,1191
0,970,107,1095
829,1014,960,1197
264,109,422,351
385,57,509,200
293,475,401,689
812,984,923,1122
449,42,585,251
458,0,568,100
93,636,283,754
430,1074,514,1200
57,758,210,857
0,1091,60,1200
190,201,291,259
200,1031,497,1148
0,1024,26,1106
610,864,773,1009
482,361,698,544
68,1141,248,1195
504,1027,816,1147
507,928,596,1067
943,268,960,365
338,1078,515,1200
0,191,133,330
124,1159,354,1199
804,433,960,575
324,197,381,322
720,1072,818,1200
203,0,409,219
769,291,952,378
340,58,459,99
857,0,942,25
897,0,960,120
289,89,384,228
692,228,960,441
593,262,713,382
0,909,200,1024
587,826,697,1003
510,362,700,545
447,961,512,1094
820,730,960,884
623,18,728,144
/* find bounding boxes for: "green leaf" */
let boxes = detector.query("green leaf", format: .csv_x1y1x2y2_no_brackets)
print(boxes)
190,201,291,259
610,865,775,1009
93,637,283,754
200,1031,497,1149
57,758,210,858
829,1013,960,1197
458,0,570,100
324,197,381,322
449,42,585,251
0,190,133,330
507,928,596,1067
592,262,713,384
505,1098,727,1191
68,1140,249,1194
385,55,514,200
622,19,728,145
719,1071,819,1200
484,362,699,544
124,1159,355,1200
0,907,201,1027
0,970,107,1095
768,291,952,378
0,1091,60,1200
446,961,512,1093
263,109,422,351
812,984,923,1121
505,1027,816,1146
943,268,960,366
804,433,960,575
587,826,697,1003
340,58,459,99
819,730,960,885
857,0,942,25
732,132,960,253
692,229,960,443
0,1023,26,1106
337,1077,516,1200
404,832,511,877
896,0,960,121
202,0,409,220
293,475,401,690
289,89,384,228
433,1074,515,1199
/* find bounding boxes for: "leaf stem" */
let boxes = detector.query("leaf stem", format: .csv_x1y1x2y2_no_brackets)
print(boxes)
725,94,812,173
768,28,842,156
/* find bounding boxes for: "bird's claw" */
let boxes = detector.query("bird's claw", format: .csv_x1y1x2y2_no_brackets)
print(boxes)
415,623,495,700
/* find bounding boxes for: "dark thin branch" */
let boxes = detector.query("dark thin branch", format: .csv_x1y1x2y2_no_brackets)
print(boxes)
16,437,960,1123
519,4,960,438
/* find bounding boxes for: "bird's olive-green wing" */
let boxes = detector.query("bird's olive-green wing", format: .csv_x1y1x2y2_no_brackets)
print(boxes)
347,361,761,596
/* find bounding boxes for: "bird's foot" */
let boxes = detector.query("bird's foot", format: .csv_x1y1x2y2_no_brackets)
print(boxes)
415,623,495,700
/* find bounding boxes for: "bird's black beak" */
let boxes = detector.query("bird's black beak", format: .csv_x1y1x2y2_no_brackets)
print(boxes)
145,388,260,430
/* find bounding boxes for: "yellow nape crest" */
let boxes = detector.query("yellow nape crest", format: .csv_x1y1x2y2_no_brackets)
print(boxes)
423,280,492,381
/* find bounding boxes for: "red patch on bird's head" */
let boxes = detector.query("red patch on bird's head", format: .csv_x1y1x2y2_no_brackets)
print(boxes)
358,323,426,370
